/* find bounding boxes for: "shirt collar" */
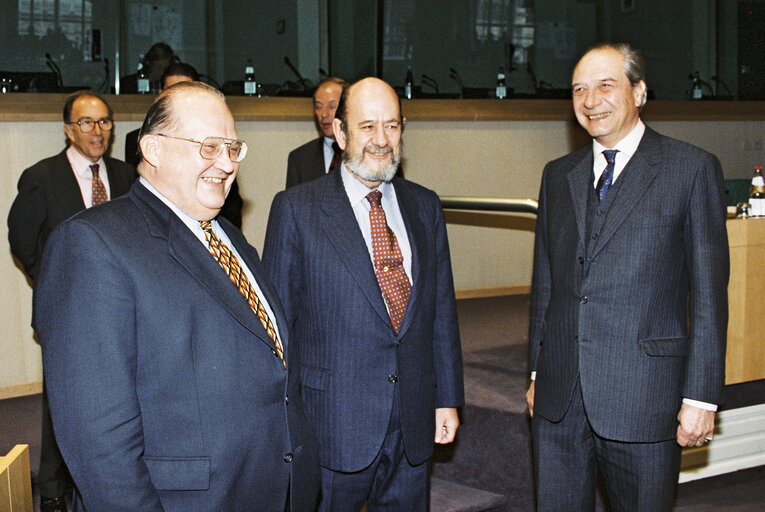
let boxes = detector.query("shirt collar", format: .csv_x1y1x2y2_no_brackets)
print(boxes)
67,146,106,178
138,176,216,236
340,165,393,207
592,118,645,161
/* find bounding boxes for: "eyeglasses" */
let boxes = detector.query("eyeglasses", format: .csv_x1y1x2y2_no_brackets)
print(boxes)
156,133,248,163
69,118,113,132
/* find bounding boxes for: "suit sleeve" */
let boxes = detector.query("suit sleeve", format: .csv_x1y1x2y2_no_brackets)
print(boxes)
262,191,303,327
8,169,46,282
528,165,552,375
35,220,164,511
430,193,465,408
683,153,729,404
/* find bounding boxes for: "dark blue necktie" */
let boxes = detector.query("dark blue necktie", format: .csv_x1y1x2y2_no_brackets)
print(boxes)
596,149,618,201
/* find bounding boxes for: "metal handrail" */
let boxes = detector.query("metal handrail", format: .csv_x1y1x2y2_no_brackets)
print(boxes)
439,196,538,215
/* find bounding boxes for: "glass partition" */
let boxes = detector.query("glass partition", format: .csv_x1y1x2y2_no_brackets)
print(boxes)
0,0,762,100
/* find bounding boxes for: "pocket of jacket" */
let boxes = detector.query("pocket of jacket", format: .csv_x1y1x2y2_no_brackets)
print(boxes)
144,456,210,490
299,364,331,391
639,337,689,357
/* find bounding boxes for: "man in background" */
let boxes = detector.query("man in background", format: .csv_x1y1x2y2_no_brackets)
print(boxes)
7,90,136,512
125,62,243,227
285,76,348,188
35,81,319,511
121,42,177,95
527,43,728,511
264,77,463,511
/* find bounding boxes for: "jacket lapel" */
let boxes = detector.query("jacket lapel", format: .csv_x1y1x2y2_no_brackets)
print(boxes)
224,222,291,357
57,151,87,213
131,183,276,351
588,128,663,259
566,149,593,249
391,179,424,337
319,171,392,328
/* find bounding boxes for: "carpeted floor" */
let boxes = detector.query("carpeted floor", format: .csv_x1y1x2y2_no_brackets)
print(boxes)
2,294,765,511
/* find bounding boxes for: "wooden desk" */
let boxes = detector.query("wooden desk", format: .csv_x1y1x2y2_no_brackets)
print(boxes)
726,218,765,384
0,445,33,512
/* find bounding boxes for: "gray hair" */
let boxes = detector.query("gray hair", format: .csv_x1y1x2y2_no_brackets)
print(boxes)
589,42,646,107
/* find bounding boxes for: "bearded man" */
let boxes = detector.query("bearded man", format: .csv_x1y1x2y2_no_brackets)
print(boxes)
262,77,464,512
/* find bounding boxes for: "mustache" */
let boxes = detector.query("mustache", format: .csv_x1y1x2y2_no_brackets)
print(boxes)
364,145,392,155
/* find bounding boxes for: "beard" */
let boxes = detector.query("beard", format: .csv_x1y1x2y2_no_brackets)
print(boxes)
343,142,402,183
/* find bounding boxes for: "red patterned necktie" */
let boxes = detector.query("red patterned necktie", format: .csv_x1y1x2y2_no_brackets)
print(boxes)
366,189,411,332
199,221,286,367
90,163,108,206
329,142,342,171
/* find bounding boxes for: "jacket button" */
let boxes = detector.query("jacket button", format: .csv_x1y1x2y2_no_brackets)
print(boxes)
284,394,289,404
591,233,598,240
580,296,588,304
578,256,584,264
283,453,293,463
388,374,398,383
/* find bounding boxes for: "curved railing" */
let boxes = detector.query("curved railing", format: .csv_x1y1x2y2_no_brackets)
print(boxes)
439,196,538,215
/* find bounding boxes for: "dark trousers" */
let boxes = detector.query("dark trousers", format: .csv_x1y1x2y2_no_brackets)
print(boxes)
317,391,429,512
532,380,681,512
40,379,72,499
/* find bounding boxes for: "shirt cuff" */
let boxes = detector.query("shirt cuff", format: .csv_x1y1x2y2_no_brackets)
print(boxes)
682,398,717,411
530,371,536,381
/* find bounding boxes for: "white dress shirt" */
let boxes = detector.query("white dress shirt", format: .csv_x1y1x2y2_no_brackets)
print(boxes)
340,167,412,313
322,136,336,173
591,119,645,188
67,146,111,208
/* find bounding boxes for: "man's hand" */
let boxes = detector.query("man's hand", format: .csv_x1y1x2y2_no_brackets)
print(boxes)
677,403,715,447
435,408,459,444
526,380,535,417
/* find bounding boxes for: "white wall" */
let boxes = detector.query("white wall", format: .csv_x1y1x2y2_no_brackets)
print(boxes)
2,115,764,395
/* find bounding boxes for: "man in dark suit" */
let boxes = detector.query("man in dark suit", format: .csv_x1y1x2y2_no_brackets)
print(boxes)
7,90,136,512
285,76,348,188
526,43,729,511
264,77,464,511
125,62,244,228
34,81,319,511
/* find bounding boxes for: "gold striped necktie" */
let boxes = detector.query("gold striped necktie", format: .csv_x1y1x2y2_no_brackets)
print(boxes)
199,221,285,367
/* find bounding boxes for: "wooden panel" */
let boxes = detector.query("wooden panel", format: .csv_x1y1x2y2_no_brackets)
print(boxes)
0,445,33,512
725,218,765,384
2,93,764,122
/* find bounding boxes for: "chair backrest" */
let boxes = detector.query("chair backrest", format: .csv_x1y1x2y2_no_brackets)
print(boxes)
0,445,33,512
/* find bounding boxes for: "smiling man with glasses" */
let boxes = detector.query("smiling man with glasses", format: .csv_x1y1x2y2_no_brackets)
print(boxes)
7,90,136,512
33,81,320,512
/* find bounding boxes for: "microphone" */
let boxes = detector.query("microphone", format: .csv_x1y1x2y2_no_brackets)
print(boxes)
449,68,463,98
284,56,303,81
421,74,439,94
284,56,313,92
45,53,63,88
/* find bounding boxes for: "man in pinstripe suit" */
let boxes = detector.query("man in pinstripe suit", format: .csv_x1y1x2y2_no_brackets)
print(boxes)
526,43,729,511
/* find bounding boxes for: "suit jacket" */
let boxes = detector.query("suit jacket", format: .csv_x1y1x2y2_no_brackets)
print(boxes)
286,137,326,189
262,169,464,472
8,149,137,285
34,182,320,512
528,126,729,442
